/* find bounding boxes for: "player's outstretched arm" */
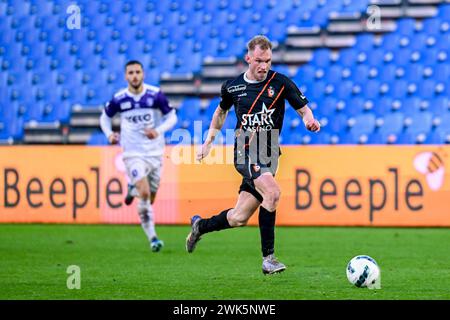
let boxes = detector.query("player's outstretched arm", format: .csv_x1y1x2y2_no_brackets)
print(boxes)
196,106,228,161
296,105,320,132
99,110,120,144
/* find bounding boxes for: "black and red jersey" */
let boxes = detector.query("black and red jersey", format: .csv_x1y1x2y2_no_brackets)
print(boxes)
219,70,309,157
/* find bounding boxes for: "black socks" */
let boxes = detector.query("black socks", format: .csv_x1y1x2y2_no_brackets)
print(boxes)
198,208,232,234
259,206,276,257
197,206,276,258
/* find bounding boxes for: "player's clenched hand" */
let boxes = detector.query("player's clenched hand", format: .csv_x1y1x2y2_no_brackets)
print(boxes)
144,128,159,139
108,132,120,144
305,119,321,132
196,142,212,161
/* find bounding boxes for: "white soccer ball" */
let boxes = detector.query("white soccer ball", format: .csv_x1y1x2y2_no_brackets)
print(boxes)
346,255,381,288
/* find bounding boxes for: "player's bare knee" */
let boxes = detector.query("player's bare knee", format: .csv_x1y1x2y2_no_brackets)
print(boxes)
263,189,281,211
228,212,249,227
230,217,248,227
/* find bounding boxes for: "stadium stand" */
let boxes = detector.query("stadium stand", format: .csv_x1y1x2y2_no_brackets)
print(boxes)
0,0,449,145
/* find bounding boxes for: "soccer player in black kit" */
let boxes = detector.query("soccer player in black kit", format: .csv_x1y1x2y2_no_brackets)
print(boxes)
186,35,321,274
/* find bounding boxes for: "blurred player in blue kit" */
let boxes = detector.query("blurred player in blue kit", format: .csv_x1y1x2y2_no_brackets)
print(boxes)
100,60,177,252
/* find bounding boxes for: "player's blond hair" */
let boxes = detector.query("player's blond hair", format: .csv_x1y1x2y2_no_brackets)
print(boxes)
247,35,272,54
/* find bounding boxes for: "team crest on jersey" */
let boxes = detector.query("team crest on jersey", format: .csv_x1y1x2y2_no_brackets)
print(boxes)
146,97,154,107
252,164,261,173
267,86,275,98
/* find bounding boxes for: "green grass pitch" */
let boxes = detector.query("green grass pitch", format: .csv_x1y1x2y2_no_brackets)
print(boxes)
1,224,449,300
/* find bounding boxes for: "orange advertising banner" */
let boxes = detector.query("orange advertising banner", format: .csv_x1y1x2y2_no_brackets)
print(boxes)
0,146,449,227
0,146,178,224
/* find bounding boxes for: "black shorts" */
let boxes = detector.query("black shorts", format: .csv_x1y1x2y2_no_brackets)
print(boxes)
234,155,279,203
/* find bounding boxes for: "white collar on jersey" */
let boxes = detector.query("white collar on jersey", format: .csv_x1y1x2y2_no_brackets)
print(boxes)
244,71,267,84
126,86,147,101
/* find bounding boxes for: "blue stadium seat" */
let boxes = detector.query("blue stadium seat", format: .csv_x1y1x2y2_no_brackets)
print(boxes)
309,7,331,27
107,1,127,17
417,79,437,99
0,1,8,17
6,2,30,18
377,112,405,135
381,33,402,51
368,132,391,144
390,80,408,99
0,27,14,45
29,0,53,16
361,80,380,100
339,132,365,144
294,65,315,84
144,67,160,85
211,10,229,26
128,1,155,15
200,37,220,57
437,113,450,133
178,0,196,13
392,48,412,66
323,65,341,84
429,97,449,115
281,130,302,145
337,48,357,67
334,80,353,100
315,97,336,117
349,113,376,136
325,113,348,133
355,33,375,51
44,29,67,46
0,114,23,140
345,97,366,116
425,129,446,144
351,64,370,84
404,64,423,82
308,131,332,145
2,43,22,62
377,64,396,83
14,16,37,34
420,48,440,64
404,111,433,136
21,101,45,122
306,80,326,100
242,23,265,40
395,18,417,36
366,49,384,66
437,3,450,22
403,96,422,113
177,97,202,120
395,132,416,144
0,99,19,121
264,21,288,42
310,48,332,68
